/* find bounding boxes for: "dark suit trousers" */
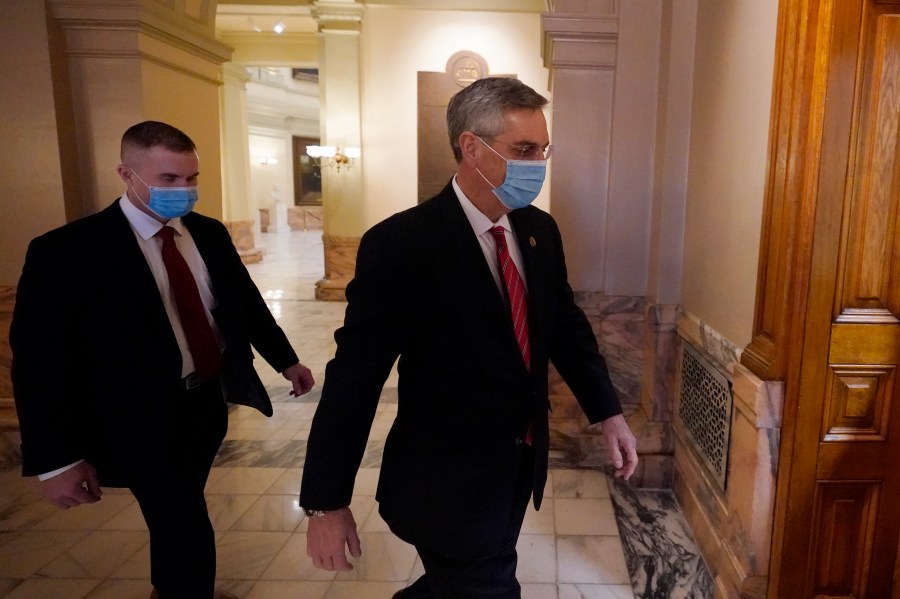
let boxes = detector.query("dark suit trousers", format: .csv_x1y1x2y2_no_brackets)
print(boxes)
130,379,227,599
400,444,535,599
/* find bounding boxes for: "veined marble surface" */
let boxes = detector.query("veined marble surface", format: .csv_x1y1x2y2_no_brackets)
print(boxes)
607,476,713,599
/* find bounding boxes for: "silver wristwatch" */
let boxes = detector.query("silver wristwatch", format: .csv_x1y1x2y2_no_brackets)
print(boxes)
302,508,329,518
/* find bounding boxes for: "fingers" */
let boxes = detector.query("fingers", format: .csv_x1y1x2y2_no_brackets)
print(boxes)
348,529,362,559
84,465,103,499
610,437,638,480
286,366,315,397
306,507,359,571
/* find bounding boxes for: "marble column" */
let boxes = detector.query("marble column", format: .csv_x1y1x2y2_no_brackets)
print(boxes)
312,1,365,301
220,63,263,264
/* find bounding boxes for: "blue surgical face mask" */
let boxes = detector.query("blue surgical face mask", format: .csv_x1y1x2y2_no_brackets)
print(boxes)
475,137,547,210
130,170,198,219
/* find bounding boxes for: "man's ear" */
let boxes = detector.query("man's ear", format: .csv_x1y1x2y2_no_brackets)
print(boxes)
115,164,133,184
458,132,481,167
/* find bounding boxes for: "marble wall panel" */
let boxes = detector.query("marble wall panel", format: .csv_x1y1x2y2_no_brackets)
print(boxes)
224,220,263,265
0,286,14,399
641,304,679,422
0,429,22,467
672,326,784,599
547,294,676,488
677,312,741,373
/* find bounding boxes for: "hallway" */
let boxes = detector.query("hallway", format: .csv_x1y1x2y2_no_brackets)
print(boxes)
0,229,705,599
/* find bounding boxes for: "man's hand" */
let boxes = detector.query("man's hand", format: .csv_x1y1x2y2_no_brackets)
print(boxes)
282,362,315,397
40,461,102,509
600,414,638,480
306,507,362,571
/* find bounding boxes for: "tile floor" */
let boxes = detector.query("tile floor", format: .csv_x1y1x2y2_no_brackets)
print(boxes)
0,229,674,599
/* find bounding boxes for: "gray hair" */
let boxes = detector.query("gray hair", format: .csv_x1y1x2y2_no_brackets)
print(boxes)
446,77,548,162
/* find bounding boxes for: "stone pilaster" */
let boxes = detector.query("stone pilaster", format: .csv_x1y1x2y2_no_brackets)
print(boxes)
312,1,365,294
541,2,618,291
315,235,360,301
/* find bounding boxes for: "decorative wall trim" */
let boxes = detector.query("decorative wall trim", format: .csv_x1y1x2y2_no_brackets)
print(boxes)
541,14,619,70
48,1,232,64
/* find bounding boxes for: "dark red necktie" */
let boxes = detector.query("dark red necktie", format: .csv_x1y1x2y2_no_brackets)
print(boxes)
491,226,533,444
490,226,531,370
155,226,221,380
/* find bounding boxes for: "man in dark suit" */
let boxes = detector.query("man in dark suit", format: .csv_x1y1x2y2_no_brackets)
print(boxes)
299,78,637,598
10,121,314,599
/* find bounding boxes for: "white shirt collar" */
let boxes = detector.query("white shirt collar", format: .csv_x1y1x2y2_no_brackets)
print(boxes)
118,194,184,240
451,176,512,236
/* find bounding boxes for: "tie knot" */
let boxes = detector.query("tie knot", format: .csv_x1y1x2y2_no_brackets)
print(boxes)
156,226,176,242
490,226,506,246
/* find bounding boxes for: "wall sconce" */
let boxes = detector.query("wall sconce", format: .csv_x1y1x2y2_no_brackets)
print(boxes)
273,20,285,34
255,157,279,166
306,145,360,172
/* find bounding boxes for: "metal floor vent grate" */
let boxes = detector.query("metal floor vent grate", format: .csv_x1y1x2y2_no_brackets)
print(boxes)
678,343,733,491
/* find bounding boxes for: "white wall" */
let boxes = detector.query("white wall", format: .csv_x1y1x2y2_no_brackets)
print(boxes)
681,0,779,345
360,6,550,228
248,130,293,215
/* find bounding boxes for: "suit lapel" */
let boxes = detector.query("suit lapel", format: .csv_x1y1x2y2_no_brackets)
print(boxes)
101,201,169,307
434,186,516,346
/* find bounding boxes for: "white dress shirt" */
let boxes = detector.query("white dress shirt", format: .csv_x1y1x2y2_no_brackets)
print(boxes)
119,194,223,378
451,177,528,296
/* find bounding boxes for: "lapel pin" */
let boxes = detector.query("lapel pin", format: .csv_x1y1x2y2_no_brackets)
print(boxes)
529,236,537,247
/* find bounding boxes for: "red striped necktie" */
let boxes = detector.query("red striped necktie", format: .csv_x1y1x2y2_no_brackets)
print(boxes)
155,226,221,381
490,226,531,371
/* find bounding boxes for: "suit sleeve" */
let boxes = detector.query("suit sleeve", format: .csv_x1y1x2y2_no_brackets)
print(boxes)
10,236,89,476
546,223,623,424
300,223,408,510
213,221,299,373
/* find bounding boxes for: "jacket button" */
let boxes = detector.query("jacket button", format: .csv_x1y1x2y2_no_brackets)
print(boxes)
514,437,524,446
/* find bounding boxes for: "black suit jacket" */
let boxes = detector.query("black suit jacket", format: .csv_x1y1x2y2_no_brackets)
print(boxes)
300,182,621,557
11,200,298,486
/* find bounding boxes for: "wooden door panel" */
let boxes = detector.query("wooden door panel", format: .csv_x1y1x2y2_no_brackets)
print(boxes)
840,14,900,320
756,0,900,596
809,482,879,598
824,365,895,441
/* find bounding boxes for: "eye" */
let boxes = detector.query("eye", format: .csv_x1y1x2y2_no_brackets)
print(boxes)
514,145,537,159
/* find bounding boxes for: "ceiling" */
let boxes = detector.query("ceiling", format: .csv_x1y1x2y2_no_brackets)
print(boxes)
216,4,317,35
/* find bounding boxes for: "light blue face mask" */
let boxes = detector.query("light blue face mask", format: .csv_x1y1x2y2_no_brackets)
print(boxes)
475,137,547,210
130,170,198,219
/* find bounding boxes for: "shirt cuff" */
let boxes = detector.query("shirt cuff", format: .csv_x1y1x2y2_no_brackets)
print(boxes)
38,460,84,481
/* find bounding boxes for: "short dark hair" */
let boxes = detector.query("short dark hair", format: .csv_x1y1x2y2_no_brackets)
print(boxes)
446,77,548,161
120,121,195,160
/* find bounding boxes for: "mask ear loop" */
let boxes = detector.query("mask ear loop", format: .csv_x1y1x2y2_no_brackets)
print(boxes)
127,169,148,204
474,136,507,189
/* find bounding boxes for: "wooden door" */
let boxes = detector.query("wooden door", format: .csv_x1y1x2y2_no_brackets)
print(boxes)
743,1,900,597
